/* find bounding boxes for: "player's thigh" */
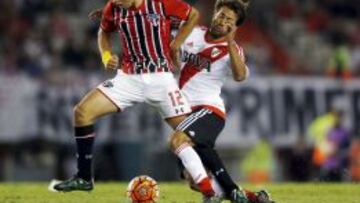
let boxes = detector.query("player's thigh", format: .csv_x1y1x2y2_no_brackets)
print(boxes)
176,108,225,148
75,89,119,124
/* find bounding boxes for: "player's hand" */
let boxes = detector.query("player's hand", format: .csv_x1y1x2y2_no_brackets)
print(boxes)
102,51,119,70
105,55,119,70
225,27,237,44
88,8,103,21
170,41,181,69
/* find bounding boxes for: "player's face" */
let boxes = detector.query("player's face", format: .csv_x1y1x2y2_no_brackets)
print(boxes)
111,0,135,9
210,6,237,38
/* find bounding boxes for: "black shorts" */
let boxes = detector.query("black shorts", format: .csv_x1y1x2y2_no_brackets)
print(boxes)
176,107,225,148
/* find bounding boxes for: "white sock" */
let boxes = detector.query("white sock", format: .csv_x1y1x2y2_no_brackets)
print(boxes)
210,175,225,197
176,144,208,183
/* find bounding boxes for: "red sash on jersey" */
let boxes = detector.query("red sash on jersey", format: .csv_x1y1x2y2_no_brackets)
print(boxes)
179,45,229,88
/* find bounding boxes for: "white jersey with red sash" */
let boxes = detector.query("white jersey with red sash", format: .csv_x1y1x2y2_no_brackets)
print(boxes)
179,27,248,119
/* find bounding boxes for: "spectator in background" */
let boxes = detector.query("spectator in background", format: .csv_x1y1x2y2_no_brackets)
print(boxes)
309,109,350,181
326,31,352,79
318,113,350,181
349,137,360,182
304,3,329,33
349,28,360,75
275,0,296,20
286,136,312,182
308,110,340,165
241,138,273,184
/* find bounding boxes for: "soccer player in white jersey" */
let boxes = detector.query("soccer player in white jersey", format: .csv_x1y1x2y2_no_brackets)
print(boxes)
53,0,217,199
174,0,275,203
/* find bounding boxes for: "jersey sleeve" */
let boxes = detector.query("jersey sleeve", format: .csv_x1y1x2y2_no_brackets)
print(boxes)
100,2,117,33
162,0,192,21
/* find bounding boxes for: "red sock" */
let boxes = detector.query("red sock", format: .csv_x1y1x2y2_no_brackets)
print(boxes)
197,177,214,197
245,190,258,202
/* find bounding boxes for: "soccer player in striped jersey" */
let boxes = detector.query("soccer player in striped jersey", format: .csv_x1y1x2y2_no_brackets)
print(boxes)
53,0,216,199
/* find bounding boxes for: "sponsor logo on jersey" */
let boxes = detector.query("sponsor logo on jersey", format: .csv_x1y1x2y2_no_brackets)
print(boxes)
182,51,211,72
134,59,168,72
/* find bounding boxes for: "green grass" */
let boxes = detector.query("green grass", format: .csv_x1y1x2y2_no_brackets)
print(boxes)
0,182,359,203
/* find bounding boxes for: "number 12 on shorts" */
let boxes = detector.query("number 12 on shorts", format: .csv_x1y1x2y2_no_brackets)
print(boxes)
168,90,185,114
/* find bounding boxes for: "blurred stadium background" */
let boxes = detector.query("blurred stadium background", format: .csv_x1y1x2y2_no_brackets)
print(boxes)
0,0,360,185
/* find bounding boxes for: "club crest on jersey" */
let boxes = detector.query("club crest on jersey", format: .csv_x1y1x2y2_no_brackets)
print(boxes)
147,14,160,26
211,47,221,58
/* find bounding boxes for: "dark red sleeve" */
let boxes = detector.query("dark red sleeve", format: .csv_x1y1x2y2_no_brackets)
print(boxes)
100,1,116,33
162,0,192,21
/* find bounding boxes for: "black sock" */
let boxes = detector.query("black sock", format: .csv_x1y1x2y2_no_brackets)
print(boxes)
75,125,95,181
194,145,239,197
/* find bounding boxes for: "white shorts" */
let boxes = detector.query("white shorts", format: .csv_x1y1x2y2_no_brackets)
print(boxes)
97,70,191,118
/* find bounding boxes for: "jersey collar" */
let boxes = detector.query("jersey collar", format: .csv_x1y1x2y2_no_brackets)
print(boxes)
204,30,227,44
128,0,145,11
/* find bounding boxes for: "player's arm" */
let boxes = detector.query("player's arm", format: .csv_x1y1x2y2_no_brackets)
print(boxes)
163,0,199,69
170,8,199,68
227,30,249,81
98,2,119,70
170,5,199,47
98,29,118,70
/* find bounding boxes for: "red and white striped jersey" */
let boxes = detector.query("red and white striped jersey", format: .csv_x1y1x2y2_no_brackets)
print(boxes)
101,0,191,74
179,27,248,119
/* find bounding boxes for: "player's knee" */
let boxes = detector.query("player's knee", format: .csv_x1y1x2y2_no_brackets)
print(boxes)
169,131,193,152
74,104,93,125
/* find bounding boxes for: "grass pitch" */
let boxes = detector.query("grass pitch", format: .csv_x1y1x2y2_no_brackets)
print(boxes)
0,182,359,203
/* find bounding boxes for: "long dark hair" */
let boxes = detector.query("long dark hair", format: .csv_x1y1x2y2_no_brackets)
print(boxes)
214,0,249,26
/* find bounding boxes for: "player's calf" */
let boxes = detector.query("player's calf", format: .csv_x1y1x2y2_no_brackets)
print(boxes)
170,131,214,197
